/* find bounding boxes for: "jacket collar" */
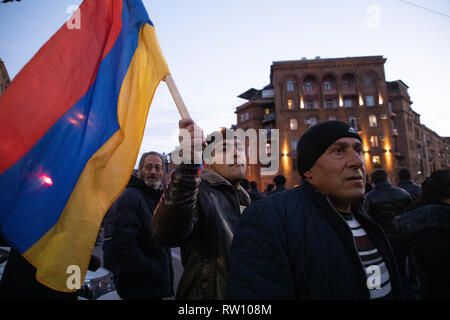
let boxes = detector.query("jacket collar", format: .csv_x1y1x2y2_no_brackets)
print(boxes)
200,168,250,202
374,181,391,189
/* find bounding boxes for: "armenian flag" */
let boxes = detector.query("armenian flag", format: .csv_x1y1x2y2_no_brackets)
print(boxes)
0,0,170,292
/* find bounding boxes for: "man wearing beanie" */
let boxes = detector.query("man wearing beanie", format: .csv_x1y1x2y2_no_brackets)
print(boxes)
226,120,404,300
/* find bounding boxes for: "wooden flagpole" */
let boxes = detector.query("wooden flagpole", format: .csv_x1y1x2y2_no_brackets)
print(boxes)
165,74,191,119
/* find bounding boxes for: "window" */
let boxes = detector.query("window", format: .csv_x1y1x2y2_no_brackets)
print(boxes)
306,101,314,109
369,115,377,127
372,155,381,166
240,114,245,122
265,108,270,115
364,76,373,88
349,116,358,130
388,102,393,113
306,117,318,127
304,82,312,91
323,81,331,90
342,80,349,89
245,112,249,121
344,99,353,107
325,100,333,109
366,95,375,107
287,99,294,110
370,136,379,147
287,80,294,92
290,119,298,131
291,138,297,151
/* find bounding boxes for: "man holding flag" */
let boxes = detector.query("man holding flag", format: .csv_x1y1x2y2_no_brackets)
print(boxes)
0,0,172,294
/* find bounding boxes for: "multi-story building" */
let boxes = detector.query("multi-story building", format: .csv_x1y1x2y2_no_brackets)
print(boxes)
0,58,11,95
235,56,449,190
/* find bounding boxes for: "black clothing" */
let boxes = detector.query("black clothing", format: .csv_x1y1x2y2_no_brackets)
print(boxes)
398,179,422,208
111,175,173,300
152,165,250,300
395,203,450,299
364,182,412,236
248,189,265,201
268,186,287,196
226,181,404,299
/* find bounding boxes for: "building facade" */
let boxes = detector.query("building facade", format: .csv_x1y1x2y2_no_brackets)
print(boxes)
235,56,449,190
0,59,11,96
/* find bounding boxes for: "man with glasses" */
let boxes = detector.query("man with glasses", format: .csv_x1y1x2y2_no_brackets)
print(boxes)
103,151,173,300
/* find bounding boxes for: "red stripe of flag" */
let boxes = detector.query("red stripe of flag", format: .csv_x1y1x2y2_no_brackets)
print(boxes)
0,0,122,174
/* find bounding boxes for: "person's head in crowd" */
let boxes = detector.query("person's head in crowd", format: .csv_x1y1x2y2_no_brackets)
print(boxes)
266,184,274,192
297,120,365,212
422,169,450,205
203,129,246,186
398,168,411,182
250,181,258,191
240,178,250,191
273,175,286,187
371,169,388,185
138,151,164,189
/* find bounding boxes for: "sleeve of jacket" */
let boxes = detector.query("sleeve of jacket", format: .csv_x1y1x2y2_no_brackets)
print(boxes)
113,191,168,284
151,164,202,248
225,200,303,299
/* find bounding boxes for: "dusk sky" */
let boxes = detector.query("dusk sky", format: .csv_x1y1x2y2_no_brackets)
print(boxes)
1,0,449,166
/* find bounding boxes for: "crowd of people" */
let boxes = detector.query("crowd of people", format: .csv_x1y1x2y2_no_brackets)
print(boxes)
0,119,448,300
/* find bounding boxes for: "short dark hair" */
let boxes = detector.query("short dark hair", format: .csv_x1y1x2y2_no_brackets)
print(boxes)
422,169,450,205
138,151,164,171
273,175,286,186
398,167,411,180
240,178,250,190
250,181,257,189
371,169,388,184
266,183,274,192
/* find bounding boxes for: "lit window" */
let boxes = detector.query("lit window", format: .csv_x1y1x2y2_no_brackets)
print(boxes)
372,155,381,166
266,143,271,155
366,95,375,107
288,99,294,110
344,99,353,107
323,81,331,90
304,82,312,91
290,119,298,131
370,136,379,147
369,115,377,127
287,80,294,92
349,116,358,130
265,108,270,115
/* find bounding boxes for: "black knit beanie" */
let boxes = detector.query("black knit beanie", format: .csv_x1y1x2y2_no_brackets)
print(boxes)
296,120,362,175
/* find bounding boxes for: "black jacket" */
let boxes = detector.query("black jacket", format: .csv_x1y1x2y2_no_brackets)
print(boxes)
364,182,412,236
152,165,250,300
111,175,173,300
398,180,422,208
225,181,404,300
395,203,450,299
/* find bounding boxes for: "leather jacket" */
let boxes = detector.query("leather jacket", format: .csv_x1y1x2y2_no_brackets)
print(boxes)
152,165,250,299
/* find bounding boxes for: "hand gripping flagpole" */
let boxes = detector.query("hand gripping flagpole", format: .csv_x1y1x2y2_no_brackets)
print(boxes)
165,74,191,119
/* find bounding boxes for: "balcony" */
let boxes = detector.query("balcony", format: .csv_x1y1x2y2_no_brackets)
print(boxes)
263,113,276,123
